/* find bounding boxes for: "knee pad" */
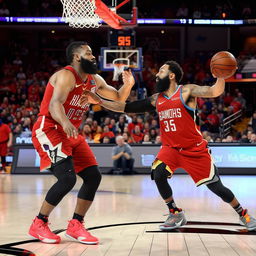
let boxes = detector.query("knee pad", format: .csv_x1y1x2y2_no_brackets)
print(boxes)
151,160,173,200
45,157,77,206
151,160,172,181
207,179,234,203
77,165,102,201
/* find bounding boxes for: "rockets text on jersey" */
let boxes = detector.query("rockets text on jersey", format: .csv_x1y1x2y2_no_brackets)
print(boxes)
38,65,97,128
65,86,96,122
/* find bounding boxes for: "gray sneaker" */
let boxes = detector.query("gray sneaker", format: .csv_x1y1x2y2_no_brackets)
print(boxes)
159,211,187,231
239,211,256,231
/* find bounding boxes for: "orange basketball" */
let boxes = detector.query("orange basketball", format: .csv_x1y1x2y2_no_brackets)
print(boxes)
210,51,237,79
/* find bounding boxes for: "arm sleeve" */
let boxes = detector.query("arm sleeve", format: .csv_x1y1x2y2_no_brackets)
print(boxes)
124,98,156,113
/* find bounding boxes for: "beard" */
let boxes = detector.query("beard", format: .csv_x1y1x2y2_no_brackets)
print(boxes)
80,57,97,74
155,75,170,92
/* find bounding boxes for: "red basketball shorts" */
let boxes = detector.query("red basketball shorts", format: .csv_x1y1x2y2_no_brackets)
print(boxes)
155,140,216,186
32,116,97,173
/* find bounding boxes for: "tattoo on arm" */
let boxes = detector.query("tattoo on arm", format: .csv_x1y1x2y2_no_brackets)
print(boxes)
188,79,225,98
190,85,213,98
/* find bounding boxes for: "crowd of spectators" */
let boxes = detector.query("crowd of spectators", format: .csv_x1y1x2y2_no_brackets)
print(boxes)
0,0,255,19
202,113,256,144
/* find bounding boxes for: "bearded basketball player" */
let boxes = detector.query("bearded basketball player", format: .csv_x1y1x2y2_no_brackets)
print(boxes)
29,41,135,244
81,60,256,231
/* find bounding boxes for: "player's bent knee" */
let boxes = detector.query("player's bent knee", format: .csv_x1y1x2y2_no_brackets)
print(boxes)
207,180,234,203
151,161,170,181
77,165,102,201
151,161,173,200
52,157,77,189
78,165,102,185
45,157,77,205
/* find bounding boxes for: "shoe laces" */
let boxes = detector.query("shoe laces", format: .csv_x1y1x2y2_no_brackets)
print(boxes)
163,208,183,217
35,219,51,230
33,219,51,228
170,208,182,214
71,220,89,232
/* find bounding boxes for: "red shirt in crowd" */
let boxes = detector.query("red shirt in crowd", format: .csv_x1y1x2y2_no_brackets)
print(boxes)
0,123,11,143
230,100,242,113
28,84,40,102
100,131,115,139
131,132,144,143
224,94,234,106
206,113,219,126
128,122,143,134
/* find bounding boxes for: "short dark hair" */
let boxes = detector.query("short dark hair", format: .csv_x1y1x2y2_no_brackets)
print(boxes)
165,60,184,83
66,41,88,64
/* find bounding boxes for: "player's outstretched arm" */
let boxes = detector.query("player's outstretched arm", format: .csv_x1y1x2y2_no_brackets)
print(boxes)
94,70,135,102
80,91,158,114
185,77,225,98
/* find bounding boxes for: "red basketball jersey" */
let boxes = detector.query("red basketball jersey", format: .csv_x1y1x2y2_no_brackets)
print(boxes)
156,85,203,148
39,66,96,128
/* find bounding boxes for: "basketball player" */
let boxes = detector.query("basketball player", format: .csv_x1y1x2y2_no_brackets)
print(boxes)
0,119,13,173
29,41,135,244
81,60,256,231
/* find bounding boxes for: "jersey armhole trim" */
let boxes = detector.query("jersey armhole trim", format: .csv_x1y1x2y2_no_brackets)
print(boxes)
180,86,196,111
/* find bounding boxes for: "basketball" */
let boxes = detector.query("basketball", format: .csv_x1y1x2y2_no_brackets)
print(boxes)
210,51,237,79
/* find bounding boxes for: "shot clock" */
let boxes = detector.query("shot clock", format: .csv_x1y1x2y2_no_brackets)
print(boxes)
109,29,136,47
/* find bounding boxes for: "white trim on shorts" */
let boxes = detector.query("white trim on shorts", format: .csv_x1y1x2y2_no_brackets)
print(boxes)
35,115,68,164
195,148,216,186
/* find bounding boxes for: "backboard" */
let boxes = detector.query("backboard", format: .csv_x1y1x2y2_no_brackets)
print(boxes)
99,47,143,71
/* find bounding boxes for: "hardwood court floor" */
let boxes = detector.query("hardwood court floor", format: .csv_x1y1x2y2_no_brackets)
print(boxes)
0,174,256,256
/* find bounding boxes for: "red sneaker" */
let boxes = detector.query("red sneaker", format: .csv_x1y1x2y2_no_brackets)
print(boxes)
28,217,61,244
65,219,99,244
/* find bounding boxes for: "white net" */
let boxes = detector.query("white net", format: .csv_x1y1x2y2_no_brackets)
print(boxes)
113,64,125,81
60,0,102,28
112,58,129,81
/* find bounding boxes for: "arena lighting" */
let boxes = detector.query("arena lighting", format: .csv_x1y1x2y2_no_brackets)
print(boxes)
137,19,166,24
194,19,243,25
236,73,243,79
0,17,252,25
0,17,167,24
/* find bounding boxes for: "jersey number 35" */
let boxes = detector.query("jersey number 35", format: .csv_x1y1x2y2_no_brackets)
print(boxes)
163,120,176,132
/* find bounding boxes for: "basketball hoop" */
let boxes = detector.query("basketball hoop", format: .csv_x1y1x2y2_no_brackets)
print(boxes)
113,58,129,81
60,0,102,28
60,0,137,29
